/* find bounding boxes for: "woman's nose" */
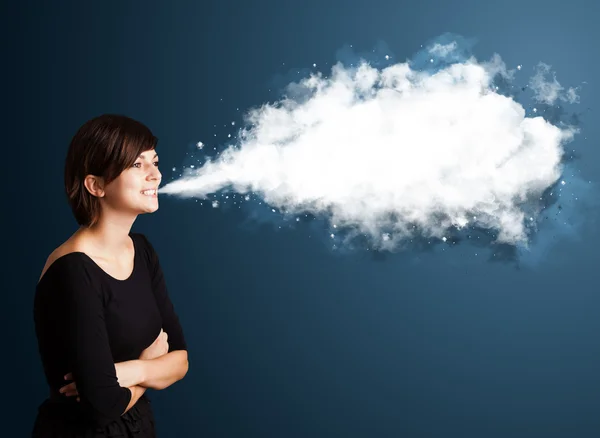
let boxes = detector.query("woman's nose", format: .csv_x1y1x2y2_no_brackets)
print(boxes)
148,167,161,180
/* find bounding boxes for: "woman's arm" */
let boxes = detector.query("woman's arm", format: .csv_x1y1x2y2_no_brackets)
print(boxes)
113,351,189,390
140,234,188,354
141,234,190,389
139,350,189,390
61,259,135,423
124,386,147,412
61,330,181,398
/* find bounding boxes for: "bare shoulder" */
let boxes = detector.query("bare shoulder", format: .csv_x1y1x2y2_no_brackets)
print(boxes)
38,240,83,282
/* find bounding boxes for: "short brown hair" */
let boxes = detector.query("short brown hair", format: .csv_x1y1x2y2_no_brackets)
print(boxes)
64,114,158,227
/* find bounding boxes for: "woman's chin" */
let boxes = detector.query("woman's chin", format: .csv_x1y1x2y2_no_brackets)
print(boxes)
138,204,159,214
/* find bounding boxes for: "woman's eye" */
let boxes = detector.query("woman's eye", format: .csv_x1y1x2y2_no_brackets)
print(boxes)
132,161,158,168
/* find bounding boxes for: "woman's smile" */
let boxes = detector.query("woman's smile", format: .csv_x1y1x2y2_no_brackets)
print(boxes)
141,189,157,197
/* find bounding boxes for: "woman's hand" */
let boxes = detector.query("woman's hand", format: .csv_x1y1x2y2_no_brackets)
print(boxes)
59,373,79,401
114,361,145,388
139,329,169,360
59,329,169,399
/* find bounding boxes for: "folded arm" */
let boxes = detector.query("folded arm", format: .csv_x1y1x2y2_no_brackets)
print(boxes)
115,350,189,390
141,234,189,390
140,350,189,389
62,260,136,424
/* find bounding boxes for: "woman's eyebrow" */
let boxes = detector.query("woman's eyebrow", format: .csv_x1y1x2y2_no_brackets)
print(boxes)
138,152,159,159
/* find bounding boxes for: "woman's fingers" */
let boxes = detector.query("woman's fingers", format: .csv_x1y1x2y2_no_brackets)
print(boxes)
61,372,80,401
59,381,78,397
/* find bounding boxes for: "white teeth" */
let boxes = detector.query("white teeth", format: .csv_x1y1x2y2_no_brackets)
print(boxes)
141,190,156,196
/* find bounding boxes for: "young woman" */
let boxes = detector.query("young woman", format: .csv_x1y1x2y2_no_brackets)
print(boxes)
32,114,189,437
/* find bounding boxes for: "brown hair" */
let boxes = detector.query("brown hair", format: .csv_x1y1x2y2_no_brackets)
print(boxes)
64,114,158,227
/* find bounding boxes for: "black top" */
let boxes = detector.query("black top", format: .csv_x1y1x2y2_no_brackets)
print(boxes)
32,233,187,437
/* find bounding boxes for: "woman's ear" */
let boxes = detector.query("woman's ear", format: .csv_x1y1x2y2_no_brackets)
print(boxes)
83,174,106,198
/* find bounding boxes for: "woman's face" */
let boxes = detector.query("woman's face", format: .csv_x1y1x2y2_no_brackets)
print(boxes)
102,150,162,216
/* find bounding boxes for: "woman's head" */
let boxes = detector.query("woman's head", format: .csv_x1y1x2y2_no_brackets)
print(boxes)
65,114,161,227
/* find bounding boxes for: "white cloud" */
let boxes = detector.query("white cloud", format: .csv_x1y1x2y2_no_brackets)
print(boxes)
429,42,458,57
529,62,580,104
161,54,576,249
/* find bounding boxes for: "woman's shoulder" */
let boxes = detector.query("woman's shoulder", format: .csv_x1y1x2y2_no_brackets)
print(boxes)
130,232,151,245
38,242,87,284
130,232,161,268
130,232,157,254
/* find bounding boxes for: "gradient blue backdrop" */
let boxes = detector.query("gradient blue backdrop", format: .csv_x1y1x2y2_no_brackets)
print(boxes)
5,0,600,436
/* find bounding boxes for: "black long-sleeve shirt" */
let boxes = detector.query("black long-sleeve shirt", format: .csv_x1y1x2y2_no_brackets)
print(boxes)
33,232,187,435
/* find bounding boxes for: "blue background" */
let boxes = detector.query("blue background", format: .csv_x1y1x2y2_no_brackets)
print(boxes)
6,0,600,436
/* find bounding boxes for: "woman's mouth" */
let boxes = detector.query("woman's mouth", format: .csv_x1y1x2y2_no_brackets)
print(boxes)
141,189,157,197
